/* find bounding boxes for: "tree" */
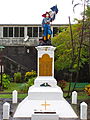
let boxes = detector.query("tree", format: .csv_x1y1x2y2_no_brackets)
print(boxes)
52,1,90,96
52,23,88,72
84,6,90,80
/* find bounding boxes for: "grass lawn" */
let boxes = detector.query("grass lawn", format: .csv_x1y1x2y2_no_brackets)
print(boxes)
64,82,89,91
0,82,90,100
77,91,90,100
60,82,90,100
0,93,27,99
0,82,27,98
63,91,90,100
1,82,23,93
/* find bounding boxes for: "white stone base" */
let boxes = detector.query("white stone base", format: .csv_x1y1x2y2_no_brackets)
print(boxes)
28,86,63,100
31,113,59,120
13,45,78,119
3,102,10,120
13,97,78,118
34,76,57,87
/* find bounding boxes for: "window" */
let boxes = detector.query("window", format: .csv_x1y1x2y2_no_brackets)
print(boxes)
33,27,38,37
39,27,42,37
14,27,24,37
9,27,13,37
20,27,24,37
14,27,19,37
3,27,8,37
3,27,13,37
27,27,32,37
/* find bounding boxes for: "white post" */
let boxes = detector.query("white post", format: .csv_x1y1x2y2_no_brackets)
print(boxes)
24,26,27,38
80,102,87,120
12,90,18,103
72,91,77,104
3,102,10,120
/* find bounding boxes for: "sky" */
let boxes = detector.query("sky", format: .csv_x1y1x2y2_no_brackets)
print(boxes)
0,0,84,24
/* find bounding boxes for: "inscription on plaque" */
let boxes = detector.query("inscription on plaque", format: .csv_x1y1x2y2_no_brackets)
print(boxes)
39,54,52,76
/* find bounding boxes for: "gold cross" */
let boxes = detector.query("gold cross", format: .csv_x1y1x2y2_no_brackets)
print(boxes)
41,100,50,110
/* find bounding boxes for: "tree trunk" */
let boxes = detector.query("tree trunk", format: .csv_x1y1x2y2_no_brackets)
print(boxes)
88,26,90,80
72,0,86,91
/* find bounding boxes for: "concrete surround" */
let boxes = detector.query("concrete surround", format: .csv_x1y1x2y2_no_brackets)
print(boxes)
14,46,78,119
28,86,63,100
36,46,56,77
31,113,59,120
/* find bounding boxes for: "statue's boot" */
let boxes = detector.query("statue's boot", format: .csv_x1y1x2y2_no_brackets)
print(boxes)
43,36,46,41
47,34,51,45
47,34,51,40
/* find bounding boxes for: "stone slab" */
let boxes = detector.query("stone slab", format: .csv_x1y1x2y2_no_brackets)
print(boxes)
28,86,63,100
31,114,59,120
14,98,78,118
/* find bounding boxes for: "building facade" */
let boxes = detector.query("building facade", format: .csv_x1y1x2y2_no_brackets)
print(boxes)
0,24,68,75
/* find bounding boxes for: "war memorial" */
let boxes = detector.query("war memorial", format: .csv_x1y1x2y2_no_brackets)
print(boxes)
13,5,78,120
0,4,90,120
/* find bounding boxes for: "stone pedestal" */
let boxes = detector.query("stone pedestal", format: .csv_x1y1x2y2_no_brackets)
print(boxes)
72,91,77,104
12,90,18,103
28,86,63,100
3,102,10,120
36,46,55,77
14,46,78,119
28,46,63,102
34,46,57,87
31,113,59,120
80,102,87,119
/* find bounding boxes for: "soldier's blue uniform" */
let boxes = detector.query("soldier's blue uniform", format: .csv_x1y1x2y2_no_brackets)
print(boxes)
42,17,52,40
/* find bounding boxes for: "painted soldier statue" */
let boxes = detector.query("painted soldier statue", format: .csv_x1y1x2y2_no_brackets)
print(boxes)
39,5,58,45
42,12,52,42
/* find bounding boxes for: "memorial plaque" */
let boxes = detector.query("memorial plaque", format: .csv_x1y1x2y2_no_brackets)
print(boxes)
39,54,52,76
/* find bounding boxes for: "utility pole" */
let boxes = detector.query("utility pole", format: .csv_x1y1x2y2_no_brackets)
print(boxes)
0,46,5,90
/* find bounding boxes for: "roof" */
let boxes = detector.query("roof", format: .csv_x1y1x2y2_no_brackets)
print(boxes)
0,24,69,27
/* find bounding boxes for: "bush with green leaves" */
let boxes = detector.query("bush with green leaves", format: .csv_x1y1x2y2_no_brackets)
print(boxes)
27,77,35,87
14,72,22,83
0,74,11,89
58,80,67,90
24,70,36,81
19,77,35,93
85,84,90,96
19,83,29,93
52,23,88,72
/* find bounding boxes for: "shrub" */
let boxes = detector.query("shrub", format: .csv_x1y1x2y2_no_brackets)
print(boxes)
27,77,35,87
19,83,29,93
14,72,22,83
58,80,67,90
19,77,35,93
0,74,11,89
24,70,36,81
85,84,90,96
